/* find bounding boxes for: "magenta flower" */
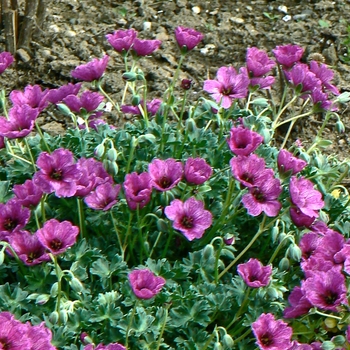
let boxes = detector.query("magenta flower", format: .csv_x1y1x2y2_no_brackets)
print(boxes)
33,148,82,198
175,26,204,51
36,219,79,255
10,85,50,111
237,258,272,288
309,60,339,95
289,176,324,218
132,38,161,56
13,179,43,208
123,172,152,210
299,232,321,261
227,127,264,156
9,230,49,266
310,87,335,111
289,207,316,228
184,157,212,185
0,199,30,241
121,99,161,116
277,149,307,177
284,63,321,93
63,91,104,114
203,66,249,108
241,173,282,217
28,322,57,350
84,182,121,211
164,197,212,241
246,47,276,77
272,44,304,68
148,158,183,192
283,286,313,319
84,344,126,350
0,105,39,139
46,83,82,104
250,76,275,90
251,313,293,350
0,52,14,74
71,55,109,82
128,268,166,299
106,29,137,53
230,154,271,187
302,268,347,312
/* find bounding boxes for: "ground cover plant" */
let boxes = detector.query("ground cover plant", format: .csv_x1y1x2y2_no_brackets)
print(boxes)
0,26,350,350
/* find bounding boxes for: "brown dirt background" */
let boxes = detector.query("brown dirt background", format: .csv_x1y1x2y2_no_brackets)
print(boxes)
2,0,350,156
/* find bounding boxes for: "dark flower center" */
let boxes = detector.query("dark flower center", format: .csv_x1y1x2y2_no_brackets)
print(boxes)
260,333,273,346
241,173,253,184
27,251,40,263
181,216,194,228
50,169,63,180
0,339,10,349
252,187,266,202
222,87,232,95
249,274,258,282
49,238,62,251
323,291,338,305
3,218,17,231
158,176,172,189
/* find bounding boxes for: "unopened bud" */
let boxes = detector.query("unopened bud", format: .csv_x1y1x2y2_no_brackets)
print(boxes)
95,143,105,158
222,334,234,348
49,311,59,324
335,120,345,134
107,148,118,162
131,94,141,106
186,118,197,133
202,244,214,260
70,277,84,293
181,79,193,90
122,72,137,81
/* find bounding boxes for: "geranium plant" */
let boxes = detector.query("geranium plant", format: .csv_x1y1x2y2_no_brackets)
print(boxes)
0,25,349,350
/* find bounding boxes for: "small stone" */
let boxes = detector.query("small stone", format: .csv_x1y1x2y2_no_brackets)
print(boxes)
230,17,245,24
278,5,288,14
49,24,60,33
192,6,201,14
282,15,292,22
143,22,152,31
16,48,31,62
65,30,76,38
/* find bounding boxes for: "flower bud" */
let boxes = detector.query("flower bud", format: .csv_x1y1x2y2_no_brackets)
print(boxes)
278,257,290,271
107,148,118,162
57,103,73,116
185,118,197,133
156,218,168,232
70,277,84,293
49,311,59,324
36,294,50,305
287,244,302,262
202,244,214,260
122,71,138,81
59,310,68,324
94,143,105,158
0,249,4,265
131,94,141,106
335,120,345,134
222,334,234,348
181,79,193,90
214,342,223,350
324,317,337,329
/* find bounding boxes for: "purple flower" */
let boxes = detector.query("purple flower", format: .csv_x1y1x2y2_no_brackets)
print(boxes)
237,258,272,288
46,83,82,104
227,127,264,156
246,47,276,77
203,66,249,108
251,313,293,350
0,52,14,74
277,149,307,177
175,26,204,51
84,182,121,211
284,63,321,93
289,176,324,218
28,322,57,350
128,268,166,299
164,197,212,241
250,76,275,90
299,232,321,260
33,148,82,198
289,207,316,228
36,219,79,255
230,154,271,187
123,172,152,210
0,199,30,241
71,55,109,82
132,38,161,56
241,173,282,217
63,91,104,114
9,230,50,266
302,268,347,311
184,157,212,185
148,158,183,192
13,179,43,208
106,29,137,53
283,286,313,319
121,99,161,116
0,105,39,139
272,44,304,68
84,344,126,350
10,85,50,112
309,60,339,95
310,87,336,111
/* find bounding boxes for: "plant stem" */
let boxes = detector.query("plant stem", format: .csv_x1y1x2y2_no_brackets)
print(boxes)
110,211,124,259
77,197,86,239
23,137,37,172
125,302,137,348
35,122,51,153
155,305,170,350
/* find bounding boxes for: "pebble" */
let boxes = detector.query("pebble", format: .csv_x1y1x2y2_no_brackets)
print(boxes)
230,17,245,24
65,30,76,38
278,5,288,14
282,15,292,22
49,24,60,33
192,6,201,14
16,48,31,62
143,22,152,31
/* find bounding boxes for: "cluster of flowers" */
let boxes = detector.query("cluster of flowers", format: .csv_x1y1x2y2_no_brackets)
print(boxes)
204,44,339,110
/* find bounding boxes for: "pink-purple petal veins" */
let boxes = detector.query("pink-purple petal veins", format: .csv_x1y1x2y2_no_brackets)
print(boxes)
46,83,82,104
283,286,313,319
8,230,50,266
84,182,121,211
63,91,104,114
128,268,166,300
123,172,152,210
289,176,324,218
164,197,212,241
272,44,304,68
33,148,82,197
184,157,212,185
310,87,336,111
121,99,161,116
106,29,137,53
36,219,79,255
301,267,348,312
284,63,321,93
203,66,249,108
0,105,39,139
175,26,204,51
132,38,161,56
237,258,272,288
28,322,57,350
227,127,264,156
250,76,275,89
289,207,316,228
0,52,14,74
10,84,50,111
277,149,307,177
299,232,322,260
13,179,43,208
71,55,109,82
251,313,293,350
309,60,340,95
246,47,276,77
148,158,183,192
